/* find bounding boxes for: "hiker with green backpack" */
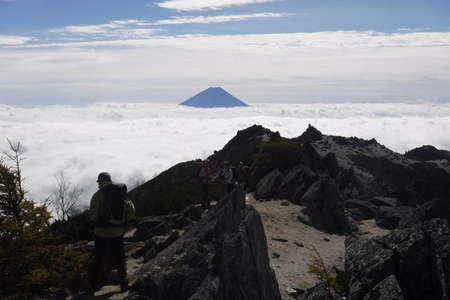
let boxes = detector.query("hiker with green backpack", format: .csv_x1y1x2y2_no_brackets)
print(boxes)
89,172,135,293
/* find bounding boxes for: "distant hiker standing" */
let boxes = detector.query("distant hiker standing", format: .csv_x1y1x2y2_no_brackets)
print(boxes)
221,161,235,194
235,161,250,192
89,172,135,293
198,160,213,209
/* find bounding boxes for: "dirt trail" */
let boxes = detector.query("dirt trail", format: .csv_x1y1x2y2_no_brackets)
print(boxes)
247,194,345,298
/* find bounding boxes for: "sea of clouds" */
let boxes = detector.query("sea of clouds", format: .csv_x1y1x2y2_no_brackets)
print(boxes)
1,102,449,208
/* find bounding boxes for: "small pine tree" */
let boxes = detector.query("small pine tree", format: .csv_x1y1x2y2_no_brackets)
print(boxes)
0,141,91,299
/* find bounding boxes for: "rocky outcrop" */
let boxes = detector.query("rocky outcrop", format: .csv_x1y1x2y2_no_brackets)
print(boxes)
278,165,317,202
362,275,404,300
399,198,450,228
345,199,377,221
128,161,202,217
298,176,350,235
208,125,277,165
322,153,339,178
405,145,450,162
255,169,283,200
346,218,450,300
128,161,226,217
126,185,281,300
295,124,323,143
374,206,412,230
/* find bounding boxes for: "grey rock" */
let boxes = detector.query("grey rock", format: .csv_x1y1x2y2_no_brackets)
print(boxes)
375,206,412,230
279,165,317,202
181,205,203,221
128,185,281,300
345,199,377,220
303,282,334,300
399,198,450,229
362,275,404,300
322,152,340,178
255,169,283,200
299,176,350,234
369,197,398,208
295,124,323,143
132,222,170,242
346,218,450,300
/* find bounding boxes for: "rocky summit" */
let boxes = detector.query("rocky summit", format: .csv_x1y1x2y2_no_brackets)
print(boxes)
64,124,450,300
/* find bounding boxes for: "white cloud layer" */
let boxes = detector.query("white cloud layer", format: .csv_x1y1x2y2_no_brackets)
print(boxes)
140,12,288,25
2,31,450,103
1,103,449,207
0,35,33,45
155,0,279,11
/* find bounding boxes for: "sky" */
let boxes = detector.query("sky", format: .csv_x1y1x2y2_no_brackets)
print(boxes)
1,0,450,104
1,102,449,207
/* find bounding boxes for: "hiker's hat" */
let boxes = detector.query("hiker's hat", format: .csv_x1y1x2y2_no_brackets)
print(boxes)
97,172,112,183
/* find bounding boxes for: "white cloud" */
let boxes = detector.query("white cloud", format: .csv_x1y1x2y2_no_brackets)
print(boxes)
155,0,280,11
139,12,289,25
49,19,143,35
1,31,450,103
1,103,449,206
0,35,33,45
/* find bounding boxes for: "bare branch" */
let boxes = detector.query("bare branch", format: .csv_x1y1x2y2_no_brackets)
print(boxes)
51,171,83,221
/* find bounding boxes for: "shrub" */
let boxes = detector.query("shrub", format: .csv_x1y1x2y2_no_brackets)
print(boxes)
0,200,91,299
307,245,348,297
250,137,303,187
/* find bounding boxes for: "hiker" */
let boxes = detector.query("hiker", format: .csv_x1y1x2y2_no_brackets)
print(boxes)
89,172,135,293
221,161,235,194
198,160,213,209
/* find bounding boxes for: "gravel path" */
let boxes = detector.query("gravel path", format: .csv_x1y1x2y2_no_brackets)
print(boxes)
247,194,346,299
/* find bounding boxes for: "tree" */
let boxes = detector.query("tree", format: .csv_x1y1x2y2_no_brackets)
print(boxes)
50,171,83,221
0,140,26,225
0,141,91,299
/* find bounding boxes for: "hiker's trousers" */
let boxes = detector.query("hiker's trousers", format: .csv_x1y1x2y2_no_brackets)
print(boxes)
90,236,127,290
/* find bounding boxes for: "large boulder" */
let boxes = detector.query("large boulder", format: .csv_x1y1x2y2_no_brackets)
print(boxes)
374,206,412,230
346,218,450,300
405,145,450,162
322,152,340,178
127,185,281,300
299,176,350,234
362,275,404,300
345,199,377,221
278,165,317,202
369,197,398,208
255,169,283,200
399,198,450,228
129,161,203,217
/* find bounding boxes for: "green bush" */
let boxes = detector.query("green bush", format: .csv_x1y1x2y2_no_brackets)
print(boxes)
250,137,303,187
0,200,91,299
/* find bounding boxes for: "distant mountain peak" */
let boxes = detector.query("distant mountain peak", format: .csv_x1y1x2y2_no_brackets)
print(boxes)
180,87,249,108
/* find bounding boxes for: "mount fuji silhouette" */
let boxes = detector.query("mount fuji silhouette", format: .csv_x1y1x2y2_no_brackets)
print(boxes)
180,87,249,108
